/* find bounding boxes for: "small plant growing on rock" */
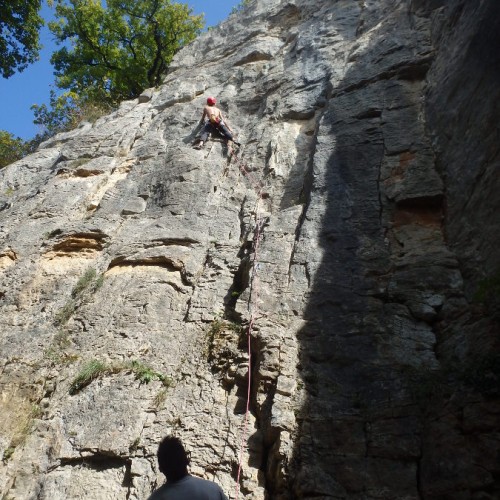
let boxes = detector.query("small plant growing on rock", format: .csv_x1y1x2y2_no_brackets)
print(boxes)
70,359,110,394
69,359,171,394
206,317,243,356
43,329,78,367
207,316,242,338
54,268,105,326
205,316,245,384
130,360,171,386
2,446,15,462
153,388,168,408
71,267,104,297
54,299,77,326
71,267,97,296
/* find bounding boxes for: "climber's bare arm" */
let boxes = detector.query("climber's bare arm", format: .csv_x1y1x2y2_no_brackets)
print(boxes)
199,108,207,126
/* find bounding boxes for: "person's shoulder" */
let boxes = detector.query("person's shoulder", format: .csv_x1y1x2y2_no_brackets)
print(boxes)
187,475,227,496
187,475,217,486
146,484,167,500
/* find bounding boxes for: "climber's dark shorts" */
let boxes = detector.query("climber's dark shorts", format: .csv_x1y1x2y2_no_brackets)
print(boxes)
200,122,235,142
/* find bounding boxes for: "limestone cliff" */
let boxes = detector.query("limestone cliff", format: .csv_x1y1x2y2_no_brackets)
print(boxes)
1,0,499,498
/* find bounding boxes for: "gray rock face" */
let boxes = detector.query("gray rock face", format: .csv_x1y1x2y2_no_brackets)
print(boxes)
1,0,499,498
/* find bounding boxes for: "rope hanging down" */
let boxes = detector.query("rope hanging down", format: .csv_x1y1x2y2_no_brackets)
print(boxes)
230,149,267,500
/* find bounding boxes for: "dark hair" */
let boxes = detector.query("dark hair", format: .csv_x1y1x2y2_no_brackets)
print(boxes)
157,436,190,482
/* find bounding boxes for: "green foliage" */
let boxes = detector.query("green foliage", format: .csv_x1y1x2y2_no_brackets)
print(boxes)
54,268,104,326
0,131,30,168
208,316,242,338
72,267,97,296
70,359,109,394
32,90,78,137
205,316,243,370
48,0,204,107
0,0,43,78
208,317,225,338
54,299,77,326
31,89,112,142
95,273,105,290
69,359,171,394
44,328,79,366
130,360,170,386
153,387,168,408
71,267,99,297
2,447,15,462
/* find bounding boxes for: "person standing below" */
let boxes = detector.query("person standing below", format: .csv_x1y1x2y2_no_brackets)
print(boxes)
147,435,229,500
194,96,241,150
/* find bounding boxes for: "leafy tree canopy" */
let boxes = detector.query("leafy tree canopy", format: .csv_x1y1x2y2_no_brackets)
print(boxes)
48,0,204,106
0,131,30,168
31,89,112,142
0,0,43,78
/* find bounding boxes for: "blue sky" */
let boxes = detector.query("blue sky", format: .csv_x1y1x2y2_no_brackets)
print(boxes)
0,1,241,140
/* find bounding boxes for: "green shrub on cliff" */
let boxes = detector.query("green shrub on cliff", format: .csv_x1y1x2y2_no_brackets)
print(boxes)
0,131,30,168
69,359,171,394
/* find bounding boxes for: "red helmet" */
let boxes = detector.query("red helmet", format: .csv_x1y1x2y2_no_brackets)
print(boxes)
207,96,216,105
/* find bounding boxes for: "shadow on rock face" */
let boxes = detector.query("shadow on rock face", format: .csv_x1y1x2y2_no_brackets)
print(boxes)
277,1,500,499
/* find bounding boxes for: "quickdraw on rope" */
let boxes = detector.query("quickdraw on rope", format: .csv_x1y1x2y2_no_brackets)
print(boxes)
231,148,267,500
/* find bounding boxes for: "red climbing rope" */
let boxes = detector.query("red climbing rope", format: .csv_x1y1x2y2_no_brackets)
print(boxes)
233,150,264,193
234,316,253,500
232,149,266,500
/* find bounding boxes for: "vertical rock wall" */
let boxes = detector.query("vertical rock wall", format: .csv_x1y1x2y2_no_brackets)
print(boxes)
0,0,498,498
287,1,500,499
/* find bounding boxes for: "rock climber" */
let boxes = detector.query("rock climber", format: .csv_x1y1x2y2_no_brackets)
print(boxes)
194,96,241,150
147,435,229,500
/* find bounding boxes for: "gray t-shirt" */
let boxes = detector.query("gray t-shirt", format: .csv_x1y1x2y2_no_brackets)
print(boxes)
148,475,229,500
